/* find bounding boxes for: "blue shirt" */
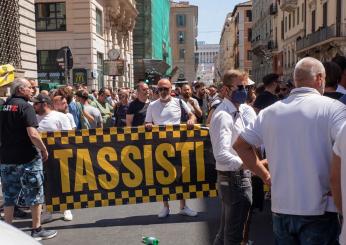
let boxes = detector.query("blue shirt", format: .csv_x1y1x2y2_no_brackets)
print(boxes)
68,101,81,129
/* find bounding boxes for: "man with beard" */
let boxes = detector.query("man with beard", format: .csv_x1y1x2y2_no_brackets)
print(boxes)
145,79,197,218
180,84,202,119
53,95,76,129
209,70,257,245
193,82,207,123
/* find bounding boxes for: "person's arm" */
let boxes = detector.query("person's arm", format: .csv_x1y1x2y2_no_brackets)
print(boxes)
189,98,202,118
330,153,342,213
126,114,134,127
187,112,196,127
144,103,153,130
26,127,48,162
233,137,270,184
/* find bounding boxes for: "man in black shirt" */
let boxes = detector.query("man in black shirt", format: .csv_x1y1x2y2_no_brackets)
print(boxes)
192,82,207,123
0,78,57,240
323,61,344,100
126,82,150,126
253,73,280,113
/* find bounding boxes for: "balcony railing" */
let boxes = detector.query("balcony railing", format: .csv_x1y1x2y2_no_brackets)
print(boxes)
296,24,346,51
280,0,298,12
270,3,278,15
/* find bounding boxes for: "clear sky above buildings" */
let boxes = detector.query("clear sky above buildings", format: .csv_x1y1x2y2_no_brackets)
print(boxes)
188,0,245,44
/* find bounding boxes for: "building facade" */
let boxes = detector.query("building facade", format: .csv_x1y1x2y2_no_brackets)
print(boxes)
0,0,37,79
35,0,138,89
216,13,236,82
252,0,276,83
170,1,198,83
133,0,172,84
232,1,252,76
196,42,219,85
296,0,346,60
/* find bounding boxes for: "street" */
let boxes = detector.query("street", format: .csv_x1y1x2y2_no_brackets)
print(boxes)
8,197,274,245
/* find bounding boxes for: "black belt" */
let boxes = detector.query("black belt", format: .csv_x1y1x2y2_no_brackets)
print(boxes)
217,169,251,178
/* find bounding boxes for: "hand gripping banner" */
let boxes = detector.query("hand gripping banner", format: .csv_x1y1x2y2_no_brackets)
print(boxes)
41,125,217,212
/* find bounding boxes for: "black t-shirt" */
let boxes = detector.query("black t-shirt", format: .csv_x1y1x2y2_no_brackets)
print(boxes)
126,99,149,126
323,92,344,100
0,96,39,164
114,104,129,127
253,91,279,111
193,95,204,123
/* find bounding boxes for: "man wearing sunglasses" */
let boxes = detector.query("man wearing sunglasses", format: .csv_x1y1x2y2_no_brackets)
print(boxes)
209,70,257,245
145,78,197,218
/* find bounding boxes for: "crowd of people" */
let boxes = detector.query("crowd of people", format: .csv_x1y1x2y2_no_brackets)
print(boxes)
1,54,346,243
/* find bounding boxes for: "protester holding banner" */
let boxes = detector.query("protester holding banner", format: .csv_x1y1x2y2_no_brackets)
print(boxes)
0,78,57,240
126,82,150,127
145,78,198,218
209,70,257,245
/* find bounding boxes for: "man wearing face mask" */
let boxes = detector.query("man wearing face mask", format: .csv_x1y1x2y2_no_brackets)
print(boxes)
209,70,257,245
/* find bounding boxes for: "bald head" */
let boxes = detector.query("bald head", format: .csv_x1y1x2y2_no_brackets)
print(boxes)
157,78,171,87
294,57,325,87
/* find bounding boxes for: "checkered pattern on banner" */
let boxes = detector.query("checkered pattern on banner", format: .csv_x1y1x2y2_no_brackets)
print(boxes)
46,183,217,212
40,125,209,145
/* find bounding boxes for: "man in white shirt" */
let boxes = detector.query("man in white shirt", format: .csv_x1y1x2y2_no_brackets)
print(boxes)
233,57,346,244
52,95,76,129
145,78,197,218
33,94,74,222
209,70,258,245
331,122,346,245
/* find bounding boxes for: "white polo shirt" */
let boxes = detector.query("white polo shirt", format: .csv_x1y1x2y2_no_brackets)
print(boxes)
241,87,346,215
333,122,346,244
145,97,191,125
209,98,256,171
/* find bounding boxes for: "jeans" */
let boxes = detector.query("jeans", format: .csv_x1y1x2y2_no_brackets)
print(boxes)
272,212,340,245
0,157,44,207
213,170,252,245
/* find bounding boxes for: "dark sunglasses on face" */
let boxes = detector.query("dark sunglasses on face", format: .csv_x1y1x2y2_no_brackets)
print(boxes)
158,87,170,92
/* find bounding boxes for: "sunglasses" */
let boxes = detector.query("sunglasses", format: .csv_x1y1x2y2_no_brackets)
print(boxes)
158,87,170,92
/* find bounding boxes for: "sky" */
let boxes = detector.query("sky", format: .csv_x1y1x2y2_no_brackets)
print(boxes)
188,0,245,44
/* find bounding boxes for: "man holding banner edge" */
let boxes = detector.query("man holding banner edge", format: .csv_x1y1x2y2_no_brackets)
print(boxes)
145,78,198,218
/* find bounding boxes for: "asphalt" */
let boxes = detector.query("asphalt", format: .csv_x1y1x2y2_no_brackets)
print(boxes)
3,196,275,245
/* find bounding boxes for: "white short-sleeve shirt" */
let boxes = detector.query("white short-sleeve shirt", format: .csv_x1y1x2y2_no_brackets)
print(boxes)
145,97,191,125
241,87,346,215
333,122,346,244
37,110,73,132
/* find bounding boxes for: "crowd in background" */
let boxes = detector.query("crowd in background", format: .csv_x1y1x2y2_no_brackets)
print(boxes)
1,54,346,243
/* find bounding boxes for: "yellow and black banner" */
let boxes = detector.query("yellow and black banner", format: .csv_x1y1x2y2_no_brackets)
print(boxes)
41,125,217,212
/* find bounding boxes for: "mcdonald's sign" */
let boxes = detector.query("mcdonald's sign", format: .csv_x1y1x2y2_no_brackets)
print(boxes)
73,68,88,84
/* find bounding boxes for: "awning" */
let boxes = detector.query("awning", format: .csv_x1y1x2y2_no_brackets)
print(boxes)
0,64,15,87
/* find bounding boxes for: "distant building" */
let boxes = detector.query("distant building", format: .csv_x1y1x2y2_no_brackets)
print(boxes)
133,0,172,84
170,1,198,83
232,1,252,76
35,0,138,89
216,13,236,82
196,42,219,85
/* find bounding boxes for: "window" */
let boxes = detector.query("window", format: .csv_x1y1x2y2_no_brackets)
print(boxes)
293,11,295,27
176,15,186,27
247,50,252,61
281,20,284,39
323,2,328,27
246,10,252,22
96,8,103,35
97,53,104,88
178,31,185,44
35,2,66,31
179,48,185,60
248,28,252,42
285,16,287,32
37,50,64,83
312,10,316,32
297,7,300,25
289,14,291,30
302,3,304,22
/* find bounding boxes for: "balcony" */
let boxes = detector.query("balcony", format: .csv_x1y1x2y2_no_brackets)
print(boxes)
296,24,346,52
270,3,278,15
267,40,278,50
280,0,298,12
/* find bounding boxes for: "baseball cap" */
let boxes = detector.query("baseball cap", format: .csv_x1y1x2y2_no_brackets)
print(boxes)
32,94,52,104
